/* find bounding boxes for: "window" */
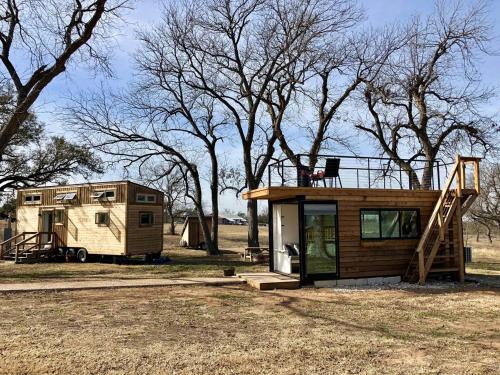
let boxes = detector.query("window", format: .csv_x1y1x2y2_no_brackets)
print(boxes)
139,212,154,226
360,210,380,239
54,209,64,224
95,212,109,225
55,192,77,203
360,209,420,240
92,190,115,201
25,194,41,204
137,193,156,204
401,210,419,238
381,210,400,238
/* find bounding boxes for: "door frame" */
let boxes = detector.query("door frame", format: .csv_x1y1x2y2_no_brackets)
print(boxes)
299,200,340,284
38,208,55,243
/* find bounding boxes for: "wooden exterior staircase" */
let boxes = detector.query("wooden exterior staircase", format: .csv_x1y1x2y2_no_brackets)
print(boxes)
0,232,60,263
404,156,481,285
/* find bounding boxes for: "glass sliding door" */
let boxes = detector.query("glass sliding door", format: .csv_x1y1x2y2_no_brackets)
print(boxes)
303,203,338,279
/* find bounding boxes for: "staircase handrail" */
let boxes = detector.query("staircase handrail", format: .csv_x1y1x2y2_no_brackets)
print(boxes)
0,232,37,258
416,158,461,254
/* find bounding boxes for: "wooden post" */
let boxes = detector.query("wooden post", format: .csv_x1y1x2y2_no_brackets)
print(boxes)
456,156,462,198
438,204,445,242
474,160,480,193
456,202,465,283
418,248,425,285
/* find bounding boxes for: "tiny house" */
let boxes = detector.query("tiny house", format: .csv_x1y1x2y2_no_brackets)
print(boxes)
243,154,480,286
179,216,212,248
0,181,164,263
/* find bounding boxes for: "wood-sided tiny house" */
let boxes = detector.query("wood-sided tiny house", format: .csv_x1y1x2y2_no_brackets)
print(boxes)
0,181,164,263
243,155,480,286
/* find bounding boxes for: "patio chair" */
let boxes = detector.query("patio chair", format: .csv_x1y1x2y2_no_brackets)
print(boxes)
323,158,342,188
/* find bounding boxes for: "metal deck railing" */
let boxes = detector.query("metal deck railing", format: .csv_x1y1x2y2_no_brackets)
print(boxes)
266,154,455,190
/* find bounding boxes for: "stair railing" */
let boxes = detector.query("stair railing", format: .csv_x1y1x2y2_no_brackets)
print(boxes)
413,155,480,284
0,232,37,259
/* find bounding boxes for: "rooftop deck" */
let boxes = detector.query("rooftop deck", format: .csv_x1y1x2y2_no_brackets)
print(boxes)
265,154,453,191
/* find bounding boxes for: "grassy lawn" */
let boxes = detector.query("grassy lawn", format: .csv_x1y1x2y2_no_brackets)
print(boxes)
0,226,498,374
0,285,498,374
0,225,268,284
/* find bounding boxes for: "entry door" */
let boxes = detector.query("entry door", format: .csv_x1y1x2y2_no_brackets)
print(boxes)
40,210,54,244
301,203,339,281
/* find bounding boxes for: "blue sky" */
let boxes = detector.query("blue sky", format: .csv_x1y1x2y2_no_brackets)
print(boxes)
30,0,500,212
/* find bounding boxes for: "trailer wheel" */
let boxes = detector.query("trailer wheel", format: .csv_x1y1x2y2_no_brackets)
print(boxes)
76,248,89,263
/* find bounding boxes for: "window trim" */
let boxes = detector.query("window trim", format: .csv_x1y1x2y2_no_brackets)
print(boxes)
136,193,157,204
139,211,155,227
24,193,42,205
95,211,110,226
360,208,420,240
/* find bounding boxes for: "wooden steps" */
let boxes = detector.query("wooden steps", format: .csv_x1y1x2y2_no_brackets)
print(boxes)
237,273,300,290
403,156,481,285
428,267,459,273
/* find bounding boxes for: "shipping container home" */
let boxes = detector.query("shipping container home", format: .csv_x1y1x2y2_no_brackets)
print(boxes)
0,181,164,263
243,155,481,286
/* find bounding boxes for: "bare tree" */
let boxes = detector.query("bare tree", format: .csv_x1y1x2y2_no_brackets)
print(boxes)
67,87,223,255
139,163,190,235
468,162,500,243
0,0,126,156
356,0,498,189
153,0,358,247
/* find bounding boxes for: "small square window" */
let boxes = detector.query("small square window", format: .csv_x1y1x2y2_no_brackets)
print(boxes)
139,212,154,226
140,212,154,226
95,212,109,225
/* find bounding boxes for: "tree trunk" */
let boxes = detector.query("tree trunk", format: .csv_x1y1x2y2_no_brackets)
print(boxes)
209,148,219,252
190,167,219,255
421,159,434,190
247,198,260,248
476,229,480,242
487,226,492,243
169,218,176,235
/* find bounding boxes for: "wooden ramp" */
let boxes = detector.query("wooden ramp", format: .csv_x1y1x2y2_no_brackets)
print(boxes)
237,272,299,290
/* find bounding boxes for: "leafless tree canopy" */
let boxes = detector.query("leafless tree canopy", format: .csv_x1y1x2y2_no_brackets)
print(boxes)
0,0,126,156
356,0,498,189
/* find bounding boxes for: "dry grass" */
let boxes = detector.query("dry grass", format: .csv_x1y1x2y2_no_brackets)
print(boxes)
0,285,498,375
0,225,268,284
0,226,499,374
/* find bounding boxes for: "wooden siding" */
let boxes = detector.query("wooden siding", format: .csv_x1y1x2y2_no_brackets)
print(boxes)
262,188,464,280
17,183,128,206
15,181,165,257
127,182,164,206
126,204,164,255
64,204,127,255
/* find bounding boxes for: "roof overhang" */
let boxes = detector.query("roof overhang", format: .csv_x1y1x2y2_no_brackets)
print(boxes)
242,187,441,201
